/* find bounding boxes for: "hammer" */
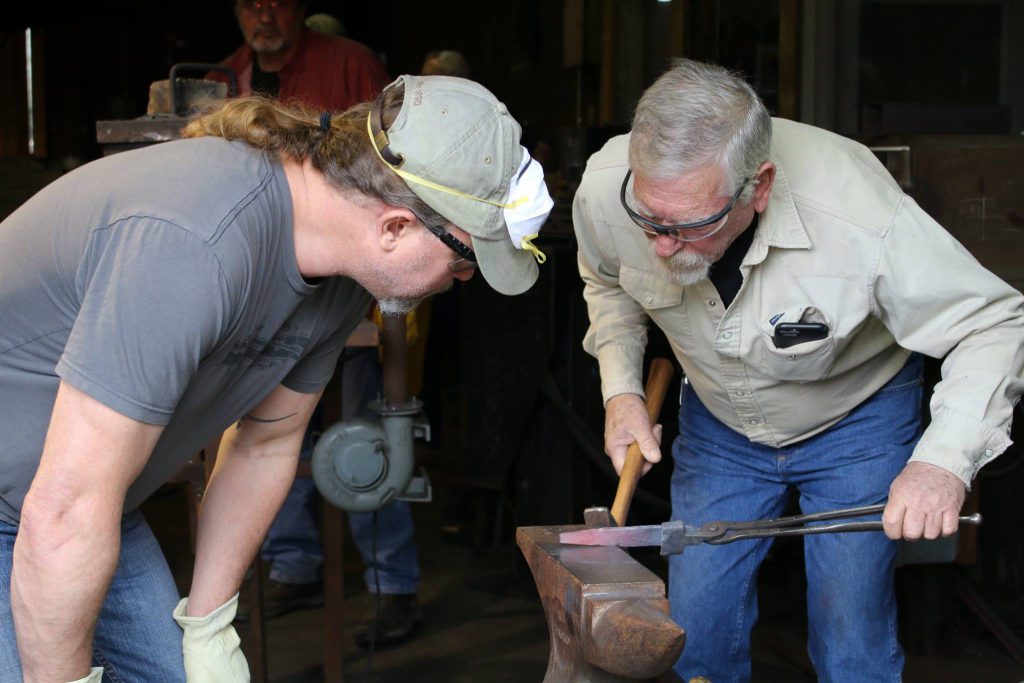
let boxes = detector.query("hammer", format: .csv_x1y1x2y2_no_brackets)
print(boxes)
611,357,675,526
516,359,682,682
582,357,675,531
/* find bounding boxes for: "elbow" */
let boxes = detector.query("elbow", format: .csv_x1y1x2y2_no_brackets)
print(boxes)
17,486,118,561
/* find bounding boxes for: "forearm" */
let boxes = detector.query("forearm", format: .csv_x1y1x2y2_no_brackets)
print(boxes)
13,495,121,682
575,196,651,402
188,428,301,616
876,198,1024,483
909,322,1024,485
578,265,650,404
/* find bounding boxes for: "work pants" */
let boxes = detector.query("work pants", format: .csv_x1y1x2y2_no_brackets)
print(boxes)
670,354,924,683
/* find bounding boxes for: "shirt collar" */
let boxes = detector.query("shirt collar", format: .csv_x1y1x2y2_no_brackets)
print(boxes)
740,156,809,268
759,155,810,250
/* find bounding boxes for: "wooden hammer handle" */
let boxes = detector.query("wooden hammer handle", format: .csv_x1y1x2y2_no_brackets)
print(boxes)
610,358,675,526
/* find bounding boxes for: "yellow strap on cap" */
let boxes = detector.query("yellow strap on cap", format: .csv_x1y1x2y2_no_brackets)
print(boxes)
366,113,528,211
520,234,546,264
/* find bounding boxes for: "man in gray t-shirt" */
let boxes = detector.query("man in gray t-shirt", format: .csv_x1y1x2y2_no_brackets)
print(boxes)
1,137,370,528
0,75,553,682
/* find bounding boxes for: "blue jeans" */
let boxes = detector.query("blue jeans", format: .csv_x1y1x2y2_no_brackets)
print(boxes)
263,468,421,595
670,355,923,683
1,510,185,682
263,347,421,594
348,502,420,595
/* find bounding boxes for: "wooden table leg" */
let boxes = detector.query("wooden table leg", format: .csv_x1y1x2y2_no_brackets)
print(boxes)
248,559,269,683
317,325,380,682
322,503,345,683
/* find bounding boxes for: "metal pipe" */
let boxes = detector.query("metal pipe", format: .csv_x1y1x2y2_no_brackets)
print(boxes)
381,315,409,406
375,313,420,504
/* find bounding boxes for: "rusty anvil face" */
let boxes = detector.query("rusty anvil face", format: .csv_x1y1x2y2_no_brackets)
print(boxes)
517,524,685,682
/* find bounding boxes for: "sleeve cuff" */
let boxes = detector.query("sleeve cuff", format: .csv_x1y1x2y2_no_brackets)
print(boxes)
909,408,1012,488
56,357,174,426
282,375,331,395
597,344,646,405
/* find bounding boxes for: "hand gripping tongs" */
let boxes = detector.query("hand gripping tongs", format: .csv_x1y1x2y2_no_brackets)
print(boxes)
558,503,983,556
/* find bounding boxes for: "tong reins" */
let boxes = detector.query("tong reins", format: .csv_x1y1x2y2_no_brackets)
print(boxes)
701,503,982,545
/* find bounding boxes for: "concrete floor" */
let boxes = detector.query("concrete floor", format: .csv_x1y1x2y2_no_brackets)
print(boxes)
145,474,1024,682
249,542,550,682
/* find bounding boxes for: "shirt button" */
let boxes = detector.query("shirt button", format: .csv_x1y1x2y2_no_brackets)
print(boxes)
645,294,654,304
749,419,759,425
735,391,746,396
722,331,733,340
789,355,798,360
708,300,717,307
985,449,994,457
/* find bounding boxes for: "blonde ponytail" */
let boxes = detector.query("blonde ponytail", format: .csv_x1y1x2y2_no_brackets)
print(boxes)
183,89,445,225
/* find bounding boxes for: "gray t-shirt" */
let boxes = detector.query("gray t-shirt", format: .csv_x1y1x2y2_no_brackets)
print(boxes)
0,137,371,524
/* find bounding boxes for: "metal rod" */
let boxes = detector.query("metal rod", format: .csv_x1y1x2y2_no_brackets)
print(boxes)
712,513,983,544
380,315,408,406
720,503,889,531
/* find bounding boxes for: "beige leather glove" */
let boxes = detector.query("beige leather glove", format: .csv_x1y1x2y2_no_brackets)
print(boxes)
173,593,250,683
67,668,103,683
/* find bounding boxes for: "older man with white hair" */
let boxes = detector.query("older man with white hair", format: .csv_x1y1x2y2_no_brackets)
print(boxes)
573,58,1024,682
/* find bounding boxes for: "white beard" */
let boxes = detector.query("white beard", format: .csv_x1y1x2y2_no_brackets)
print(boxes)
652,249,714,287
251,38,285,56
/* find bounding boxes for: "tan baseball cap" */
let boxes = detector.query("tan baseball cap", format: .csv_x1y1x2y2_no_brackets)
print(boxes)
368,75,553,296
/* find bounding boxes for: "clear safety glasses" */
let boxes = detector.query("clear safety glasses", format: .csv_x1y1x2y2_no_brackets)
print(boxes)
619,169,749,242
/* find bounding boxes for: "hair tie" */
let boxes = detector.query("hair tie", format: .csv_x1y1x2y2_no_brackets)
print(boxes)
319,112,332,132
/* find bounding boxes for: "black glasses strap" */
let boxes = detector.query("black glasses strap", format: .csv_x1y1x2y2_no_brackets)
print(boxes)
423,222,476,262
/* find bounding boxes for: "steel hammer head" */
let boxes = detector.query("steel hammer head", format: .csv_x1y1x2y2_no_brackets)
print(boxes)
583,506,614,528
516,524,685,681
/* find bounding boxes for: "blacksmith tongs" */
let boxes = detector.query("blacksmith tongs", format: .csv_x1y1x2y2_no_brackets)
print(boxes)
558,503,983,556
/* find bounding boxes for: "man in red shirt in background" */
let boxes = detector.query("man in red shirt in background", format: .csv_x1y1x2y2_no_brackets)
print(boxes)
215,0,388,109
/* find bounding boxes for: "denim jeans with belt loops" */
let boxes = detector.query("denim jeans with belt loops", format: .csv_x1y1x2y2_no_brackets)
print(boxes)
670,354,923,683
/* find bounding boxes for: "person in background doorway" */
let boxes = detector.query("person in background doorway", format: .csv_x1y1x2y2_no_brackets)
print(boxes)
421,50,471,79
305,12,347,38
213,0,388,107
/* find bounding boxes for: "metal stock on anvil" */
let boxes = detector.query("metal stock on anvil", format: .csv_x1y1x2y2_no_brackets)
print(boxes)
559,503,983,555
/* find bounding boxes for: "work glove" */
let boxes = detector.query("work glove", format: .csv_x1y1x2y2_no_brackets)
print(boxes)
67,668,103,682
173,593,250,683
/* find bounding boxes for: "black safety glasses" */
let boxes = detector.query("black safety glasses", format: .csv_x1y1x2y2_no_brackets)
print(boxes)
415,213,478,273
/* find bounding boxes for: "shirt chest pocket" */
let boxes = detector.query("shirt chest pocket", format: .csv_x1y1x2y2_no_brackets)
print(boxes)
619,266,683,311
754,305,836,382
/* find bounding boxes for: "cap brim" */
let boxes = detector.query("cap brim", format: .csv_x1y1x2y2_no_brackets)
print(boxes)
471,236,539,296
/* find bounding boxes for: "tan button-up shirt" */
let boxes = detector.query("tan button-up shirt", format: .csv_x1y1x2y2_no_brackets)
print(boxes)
573,119,1024,485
